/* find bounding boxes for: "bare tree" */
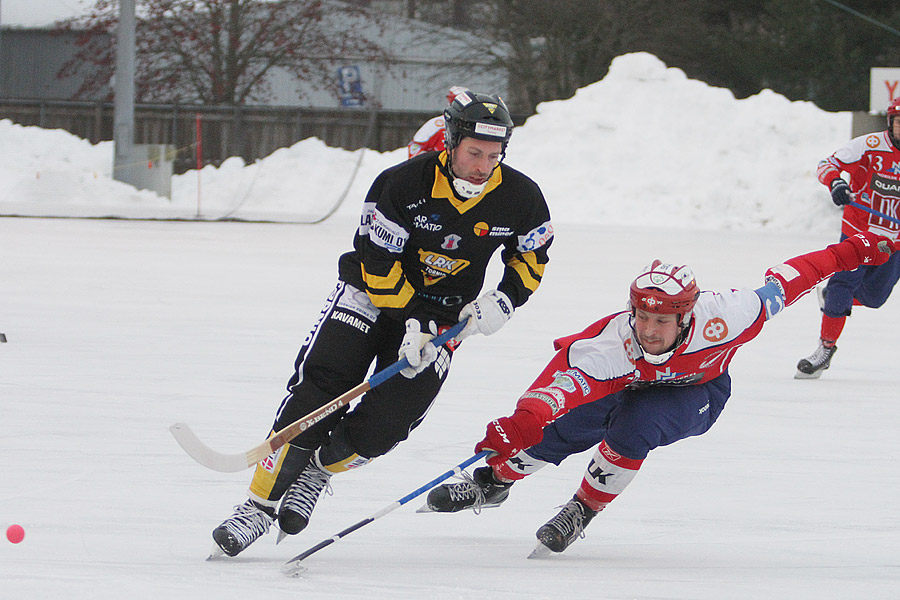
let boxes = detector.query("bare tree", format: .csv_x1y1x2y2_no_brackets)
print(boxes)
56,0,389,105
429,0,702,114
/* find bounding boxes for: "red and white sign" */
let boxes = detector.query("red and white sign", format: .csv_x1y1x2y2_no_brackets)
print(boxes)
870,68,900,113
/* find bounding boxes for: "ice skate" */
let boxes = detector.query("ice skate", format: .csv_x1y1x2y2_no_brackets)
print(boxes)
795,341,837,379
277,460,332,540
211,499,276,557
529,496,597,557
420,466,512,513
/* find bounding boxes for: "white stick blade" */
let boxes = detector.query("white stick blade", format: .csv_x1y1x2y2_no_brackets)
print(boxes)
169,423,252,473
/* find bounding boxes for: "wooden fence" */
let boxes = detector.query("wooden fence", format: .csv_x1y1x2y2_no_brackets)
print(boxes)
0,99,439,174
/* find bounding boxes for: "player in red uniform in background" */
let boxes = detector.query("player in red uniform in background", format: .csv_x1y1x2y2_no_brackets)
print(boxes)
796,97,900,378
425,232,895,556
407,86,469,159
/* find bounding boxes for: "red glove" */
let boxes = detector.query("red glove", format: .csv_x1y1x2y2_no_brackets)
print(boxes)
475,410,544,467
766,232,897,307
832,232,896,268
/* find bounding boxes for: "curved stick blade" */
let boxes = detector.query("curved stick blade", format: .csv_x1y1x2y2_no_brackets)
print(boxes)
169,423,253,473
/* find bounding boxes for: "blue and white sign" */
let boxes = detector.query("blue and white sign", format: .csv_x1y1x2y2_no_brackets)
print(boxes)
337,65,365,108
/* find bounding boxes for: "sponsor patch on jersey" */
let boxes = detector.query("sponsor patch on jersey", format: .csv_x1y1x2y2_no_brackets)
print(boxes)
552,369,591,396
357,202,376,235
702,317,729,342
330,310,372,333
533,385,567,410
442,233,461,250
867,134,880,148
473,222,490,236
623,338,637,365
517,220,554,252
767,262,800,282
550,371,578,394
336,288,380,323
521,390,563,415
369,209,408,253
651,370,704,385
418,249,470,284
872,174,900,197
488,226,514,237
406,198,427,211
414,214,442,231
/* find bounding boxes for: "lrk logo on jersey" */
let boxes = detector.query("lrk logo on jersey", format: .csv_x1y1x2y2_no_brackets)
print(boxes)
418,249,470,284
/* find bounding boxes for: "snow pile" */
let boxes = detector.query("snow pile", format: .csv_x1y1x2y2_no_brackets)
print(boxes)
0,52,853,231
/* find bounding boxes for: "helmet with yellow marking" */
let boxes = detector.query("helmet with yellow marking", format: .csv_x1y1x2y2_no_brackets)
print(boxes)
443,91,514,154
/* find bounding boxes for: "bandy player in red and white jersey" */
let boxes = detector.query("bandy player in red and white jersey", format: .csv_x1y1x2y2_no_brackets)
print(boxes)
424,232,895,556
795,97,900,378
407,86,469,159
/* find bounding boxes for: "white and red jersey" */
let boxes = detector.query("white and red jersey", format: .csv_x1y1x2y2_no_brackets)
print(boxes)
817,131,900,241
515,288,767,426
407,116,446,159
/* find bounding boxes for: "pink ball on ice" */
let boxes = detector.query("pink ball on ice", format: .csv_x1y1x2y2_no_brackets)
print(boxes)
6,524,25,544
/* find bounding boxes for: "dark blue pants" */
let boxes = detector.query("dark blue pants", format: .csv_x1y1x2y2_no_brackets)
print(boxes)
823,234,900,318
527,372,732,462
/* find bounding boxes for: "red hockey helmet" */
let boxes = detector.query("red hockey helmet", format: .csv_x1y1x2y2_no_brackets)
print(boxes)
888,97,900,147
887,96,900,120
446,86,469,104
629,260,699,326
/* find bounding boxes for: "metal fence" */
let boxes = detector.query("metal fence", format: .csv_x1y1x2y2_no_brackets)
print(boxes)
0,99,440,173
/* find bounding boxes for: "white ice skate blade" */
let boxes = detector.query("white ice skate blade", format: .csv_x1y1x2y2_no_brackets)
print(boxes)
276,529,288,544
527,542,553,559
206,545,227,561
281,561,309,578
794,369,824,380
415,502,505,514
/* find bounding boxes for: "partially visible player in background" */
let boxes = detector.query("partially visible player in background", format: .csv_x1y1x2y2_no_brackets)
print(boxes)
796,97,900,378
407,86,469,159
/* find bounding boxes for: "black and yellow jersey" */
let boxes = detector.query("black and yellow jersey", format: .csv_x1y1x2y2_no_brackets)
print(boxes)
338,150,553,325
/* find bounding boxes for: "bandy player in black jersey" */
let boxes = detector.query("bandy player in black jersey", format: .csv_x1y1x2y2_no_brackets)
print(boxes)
211,91,554,557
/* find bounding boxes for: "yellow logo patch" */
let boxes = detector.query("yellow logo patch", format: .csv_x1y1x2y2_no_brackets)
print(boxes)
418,249,471,285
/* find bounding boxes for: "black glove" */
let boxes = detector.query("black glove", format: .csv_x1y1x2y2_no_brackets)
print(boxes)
830,178,851,206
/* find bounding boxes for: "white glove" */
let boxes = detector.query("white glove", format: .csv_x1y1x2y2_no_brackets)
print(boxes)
399,319,439,378
456,290,514,343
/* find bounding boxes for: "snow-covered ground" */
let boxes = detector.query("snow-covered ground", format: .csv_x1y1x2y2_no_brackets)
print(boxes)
2,53,898,599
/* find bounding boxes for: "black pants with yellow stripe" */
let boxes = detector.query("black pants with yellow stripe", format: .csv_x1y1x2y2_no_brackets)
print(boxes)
248,281,453,504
